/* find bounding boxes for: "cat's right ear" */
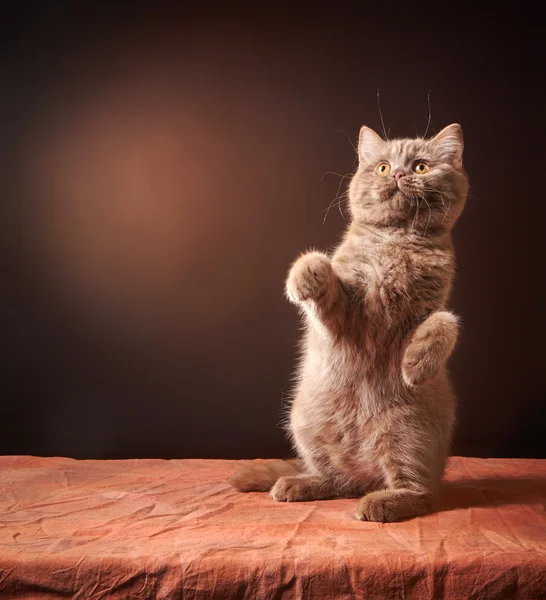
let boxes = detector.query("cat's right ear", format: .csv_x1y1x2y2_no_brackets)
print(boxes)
358,126,384,163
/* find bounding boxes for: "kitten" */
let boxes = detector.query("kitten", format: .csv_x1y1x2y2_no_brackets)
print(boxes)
230,123,469,522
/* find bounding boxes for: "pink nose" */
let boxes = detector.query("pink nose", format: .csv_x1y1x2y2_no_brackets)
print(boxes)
392,170,406,180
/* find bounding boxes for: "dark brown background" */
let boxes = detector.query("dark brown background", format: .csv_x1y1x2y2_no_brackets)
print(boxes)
1,4,544,459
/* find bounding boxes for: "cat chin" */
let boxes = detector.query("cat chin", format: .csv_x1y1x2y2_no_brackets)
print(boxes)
395,184,416,198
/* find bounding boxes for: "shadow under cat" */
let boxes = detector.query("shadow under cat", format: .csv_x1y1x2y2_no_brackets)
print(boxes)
439,476,546,512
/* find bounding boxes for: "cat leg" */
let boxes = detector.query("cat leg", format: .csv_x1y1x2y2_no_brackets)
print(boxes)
285,251,349,331
355,433,441,522
270,474,356,502
229,459,303,492
356,456,436,522
402,310,459,386
356,488,434,522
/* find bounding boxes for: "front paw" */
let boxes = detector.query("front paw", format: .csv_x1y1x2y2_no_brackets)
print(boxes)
402,311,458,386
285,252,332,303
402,346,438,386
270,476,308,502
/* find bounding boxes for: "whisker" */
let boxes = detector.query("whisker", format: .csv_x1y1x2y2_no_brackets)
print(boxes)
418,193,433,236
320,171,353,183
321,171,352,224
411,193,420,231
322,192,348,224
420,185,452,220
321,195,345,213
376,89,388,140
333,129,358,155
423,90,432,138
421,186,450,207
442,194,452,223
337,204,347,222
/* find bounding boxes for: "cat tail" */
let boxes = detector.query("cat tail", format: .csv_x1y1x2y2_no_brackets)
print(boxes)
229,458,303,492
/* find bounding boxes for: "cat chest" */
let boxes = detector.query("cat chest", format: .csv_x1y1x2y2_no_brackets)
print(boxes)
359,257,447,317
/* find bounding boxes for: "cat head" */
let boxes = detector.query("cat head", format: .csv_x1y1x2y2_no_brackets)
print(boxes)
348,124,469,234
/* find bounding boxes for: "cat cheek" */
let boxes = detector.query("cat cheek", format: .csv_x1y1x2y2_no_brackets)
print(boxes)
374,183,388,201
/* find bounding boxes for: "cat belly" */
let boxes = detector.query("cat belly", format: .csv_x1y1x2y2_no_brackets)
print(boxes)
291,318,454,492
291,364,455,493
290,384,386,489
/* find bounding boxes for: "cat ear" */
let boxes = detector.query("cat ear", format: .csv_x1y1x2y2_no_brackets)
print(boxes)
430,124,464,168
358,126,384,163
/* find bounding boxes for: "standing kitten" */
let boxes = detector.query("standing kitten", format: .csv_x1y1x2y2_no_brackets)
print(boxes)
230,123,468,522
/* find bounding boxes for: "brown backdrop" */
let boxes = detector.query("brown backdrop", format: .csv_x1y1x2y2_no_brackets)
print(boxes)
1,5,544,459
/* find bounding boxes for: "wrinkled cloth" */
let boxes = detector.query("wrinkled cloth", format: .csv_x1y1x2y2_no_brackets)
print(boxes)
0,456,545,599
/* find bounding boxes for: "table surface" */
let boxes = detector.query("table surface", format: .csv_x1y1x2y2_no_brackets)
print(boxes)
0,455,545,599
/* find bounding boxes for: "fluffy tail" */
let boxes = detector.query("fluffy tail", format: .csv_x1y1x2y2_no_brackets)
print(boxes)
229,459,303,492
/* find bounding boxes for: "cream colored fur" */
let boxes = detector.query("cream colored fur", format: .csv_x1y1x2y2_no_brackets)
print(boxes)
230,124,469,522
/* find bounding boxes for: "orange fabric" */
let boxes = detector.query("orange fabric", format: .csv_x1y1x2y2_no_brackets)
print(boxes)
0,456,545,599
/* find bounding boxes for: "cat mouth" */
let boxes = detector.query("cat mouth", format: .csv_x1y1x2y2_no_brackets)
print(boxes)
381,182,413,202
396,182,415,199
380,181,400,201
389,186,410,200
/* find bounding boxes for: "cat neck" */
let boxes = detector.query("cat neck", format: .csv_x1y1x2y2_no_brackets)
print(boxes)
348,220,453,246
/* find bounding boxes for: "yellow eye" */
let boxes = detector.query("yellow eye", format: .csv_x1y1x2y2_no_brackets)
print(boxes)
414,161,430,175
375,162,391,176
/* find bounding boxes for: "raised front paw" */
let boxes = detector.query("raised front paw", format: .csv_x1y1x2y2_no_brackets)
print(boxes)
285,252,333,303
402,345,438,387
402,311,459,386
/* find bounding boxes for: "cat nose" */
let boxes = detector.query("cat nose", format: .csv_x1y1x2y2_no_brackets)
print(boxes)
392,169,406,180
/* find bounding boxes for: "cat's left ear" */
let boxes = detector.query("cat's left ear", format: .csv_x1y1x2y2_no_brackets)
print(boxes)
430,124,464,168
